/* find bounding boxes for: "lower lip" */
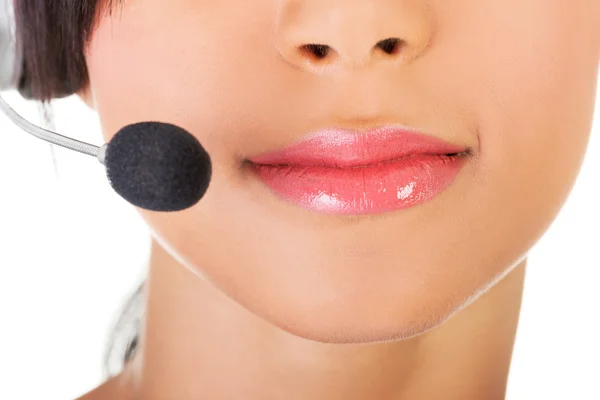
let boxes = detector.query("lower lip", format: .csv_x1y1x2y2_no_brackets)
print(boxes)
250,153,468,215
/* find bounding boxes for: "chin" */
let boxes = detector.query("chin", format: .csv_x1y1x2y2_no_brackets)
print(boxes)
268,304,458,345
237,282,469,345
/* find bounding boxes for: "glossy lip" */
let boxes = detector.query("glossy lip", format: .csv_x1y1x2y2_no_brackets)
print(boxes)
248,125,471,215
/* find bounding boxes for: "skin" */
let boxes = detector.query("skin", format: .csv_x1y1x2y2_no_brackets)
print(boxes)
76,0,600,398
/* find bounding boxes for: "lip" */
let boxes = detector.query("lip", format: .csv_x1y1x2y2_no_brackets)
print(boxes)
248,126,470,215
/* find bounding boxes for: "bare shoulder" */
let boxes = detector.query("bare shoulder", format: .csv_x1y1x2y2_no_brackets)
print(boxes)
76,380,119,400
76,372,133,400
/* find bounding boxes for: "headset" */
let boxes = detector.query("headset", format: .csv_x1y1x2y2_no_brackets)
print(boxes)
0,0,212,212
0,0,18,90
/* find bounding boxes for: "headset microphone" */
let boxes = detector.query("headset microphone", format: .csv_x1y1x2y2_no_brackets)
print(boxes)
1,0,212,212
0,96,213,212
99,121,212,212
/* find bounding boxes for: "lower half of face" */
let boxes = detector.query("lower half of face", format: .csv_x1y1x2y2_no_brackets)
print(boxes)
85,0,600,343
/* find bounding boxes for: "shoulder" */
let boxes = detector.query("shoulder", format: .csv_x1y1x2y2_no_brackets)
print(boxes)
76,370,134,400
76,380,119,400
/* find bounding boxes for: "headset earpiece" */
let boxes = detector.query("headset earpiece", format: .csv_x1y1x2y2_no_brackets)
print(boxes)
0,0,23,91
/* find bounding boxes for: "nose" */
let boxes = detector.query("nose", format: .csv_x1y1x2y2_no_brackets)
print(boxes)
274,0,436,72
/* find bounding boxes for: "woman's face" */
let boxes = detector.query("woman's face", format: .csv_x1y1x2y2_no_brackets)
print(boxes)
84,0,600,342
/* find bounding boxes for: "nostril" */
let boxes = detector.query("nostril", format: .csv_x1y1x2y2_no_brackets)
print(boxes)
376,38,403,55
299,44,331,60
294,38,404,68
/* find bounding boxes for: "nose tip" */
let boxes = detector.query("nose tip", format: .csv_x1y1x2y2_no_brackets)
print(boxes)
274,0,435,71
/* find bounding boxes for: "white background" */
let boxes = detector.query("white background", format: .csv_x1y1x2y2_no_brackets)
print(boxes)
0,82,599,399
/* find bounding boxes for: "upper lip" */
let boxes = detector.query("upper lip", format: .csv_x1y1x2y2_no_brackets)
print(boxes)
249,125,469,167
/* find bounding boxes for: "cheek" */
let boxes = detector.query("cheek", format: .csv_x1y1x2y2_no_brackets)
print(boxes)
85,8,209,140
449,0,599,227
85,1,291,157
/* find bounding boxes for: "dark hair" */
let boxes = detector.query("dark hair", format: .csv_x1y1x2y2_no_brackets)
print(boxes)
13,0,142,377
13,0,121,101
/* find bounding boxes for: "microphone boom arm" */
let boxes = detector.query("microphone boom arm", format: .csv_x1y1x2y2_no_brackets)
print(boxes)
0,95,107,165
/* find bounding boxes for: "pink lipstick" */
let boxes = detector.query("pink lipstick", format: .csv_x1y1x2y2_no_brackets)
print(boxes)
248,126,470,215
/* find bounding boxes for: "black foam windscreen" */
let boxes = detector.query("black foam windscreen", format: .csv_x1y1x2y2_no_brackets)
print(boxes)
104,122,212,212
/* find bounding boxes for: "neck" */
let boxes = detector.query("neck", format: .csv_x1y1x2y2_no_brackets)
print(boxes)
124,238,525,400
